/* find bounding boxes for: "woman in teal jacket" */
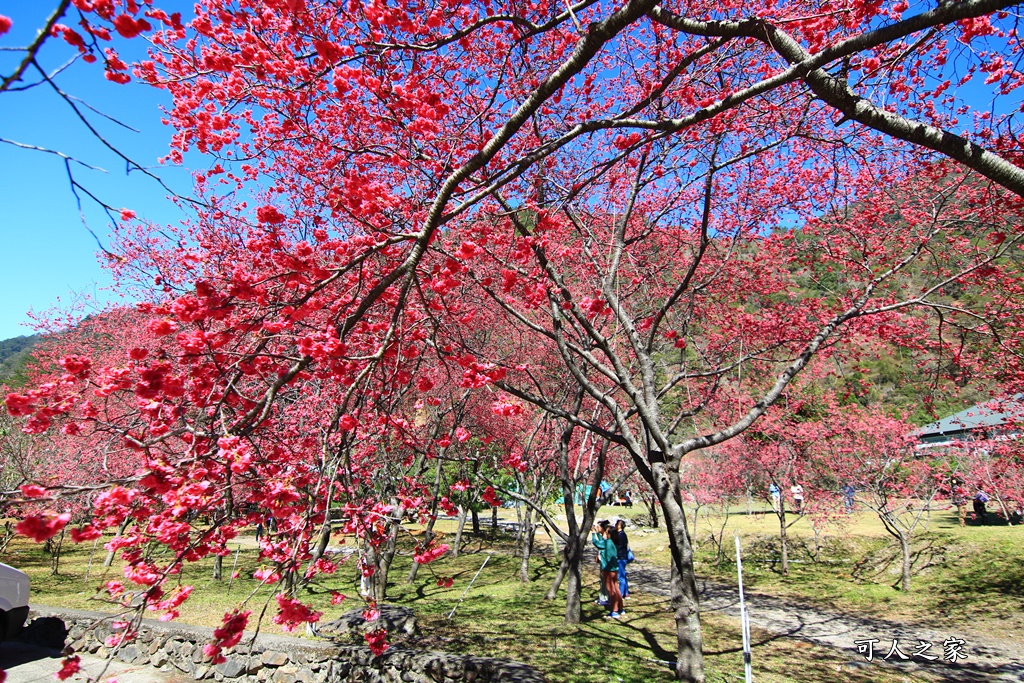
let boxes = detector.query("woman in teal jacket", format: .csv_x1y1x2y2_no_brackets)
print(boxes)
592,520,624,618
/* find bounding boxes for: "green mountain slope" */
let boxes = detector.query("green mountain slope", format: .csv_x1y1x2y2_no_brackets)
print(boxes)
0,335,41,388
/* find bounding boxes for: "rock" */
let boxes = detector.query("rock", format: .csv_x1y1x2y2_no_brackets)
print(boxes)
246,656,264,674
262,650,290,666
317,604,416,639
217,656,248,679
151,652,169,668
272,668,297,683
119,644,141,663
193,663,212,680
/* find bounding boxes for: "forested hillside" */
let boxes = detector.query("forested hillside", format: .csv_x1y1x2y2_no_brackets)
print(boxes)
0,335,40,388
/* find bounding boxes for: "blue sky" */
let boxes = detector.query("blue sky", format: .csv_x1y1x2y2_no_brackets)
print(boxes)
0,3,194,340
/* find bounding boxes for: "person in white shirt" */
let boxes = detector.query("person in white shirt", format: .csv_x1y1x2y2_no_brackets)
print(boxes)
791,484,804,514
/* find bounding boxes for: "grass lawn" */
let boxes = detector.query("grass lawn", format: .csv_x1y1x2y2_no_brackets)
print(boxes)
676,503,1024,639
0,512,951,683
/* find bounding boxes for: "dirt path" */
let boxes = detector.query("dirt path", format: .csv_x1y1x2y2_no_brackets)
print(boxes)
627,562,1024,682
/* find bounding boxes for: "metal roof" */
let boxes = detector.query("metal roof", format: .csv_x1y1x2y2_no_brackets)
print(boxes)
913,395,1024,439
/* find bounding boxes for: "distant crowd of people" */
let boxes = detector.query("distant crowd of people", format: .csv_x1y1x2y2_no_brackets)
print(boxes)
765,478,1023,526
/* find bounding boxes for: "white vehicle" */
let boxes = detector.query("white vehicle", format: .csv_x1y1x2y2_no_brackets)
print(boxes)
0,562,29,641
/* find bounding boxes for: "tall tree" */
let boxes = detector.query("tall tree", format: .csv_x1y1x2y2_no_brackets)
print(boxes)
6,2,1024,682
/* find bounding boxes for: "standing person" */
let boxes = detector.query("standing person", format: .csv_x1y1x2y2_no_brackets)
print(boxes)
973,487,989,525
593,520,609,606
769,483,781,512
791,483,805,514
591,520,624,618
951,481,969,528
611,519,631,600
842,484,855,513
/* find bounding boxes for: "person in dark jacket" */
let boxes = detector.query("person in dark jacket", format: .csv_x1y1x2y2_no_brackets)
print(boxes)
591,520,624,618
611,519,630,599
974,487,989,525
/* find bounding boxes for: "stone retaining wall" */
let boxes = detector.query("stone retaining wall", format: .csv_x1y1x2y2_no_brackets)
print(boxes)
24,607,545,683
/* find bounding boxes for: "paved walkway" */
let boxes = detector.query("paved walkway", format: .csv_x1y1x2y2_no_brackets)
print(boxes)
628,562,1024,682
0,641,189,683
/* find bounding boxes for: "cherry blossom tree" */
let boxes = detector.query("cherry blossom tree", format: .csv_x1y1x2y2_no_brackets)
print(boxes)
6,1,1024,681
820,406,941,591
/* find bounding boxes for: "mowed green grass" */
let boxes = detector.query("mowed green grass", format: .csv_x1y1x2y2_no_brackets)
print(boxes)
673,503,1024,638
13,499,1023,681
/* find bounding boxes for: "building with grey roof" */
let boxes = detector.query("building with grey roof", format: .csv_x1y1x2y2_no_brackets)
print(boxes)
912,395,1024,448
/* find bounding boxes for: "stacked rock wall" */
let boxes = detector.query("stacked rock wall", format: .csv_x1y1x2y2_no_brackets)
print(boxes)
23,607,545,683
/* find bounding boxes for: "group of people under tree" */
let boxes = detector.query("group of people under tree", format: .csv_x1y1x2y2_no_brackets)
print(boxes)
768,483,804,514
591,518,633,619
950,481,1024,527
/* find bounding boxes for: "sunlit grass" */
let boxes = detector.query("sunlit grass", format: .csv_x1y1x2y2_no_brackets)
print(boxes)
0,517,947,683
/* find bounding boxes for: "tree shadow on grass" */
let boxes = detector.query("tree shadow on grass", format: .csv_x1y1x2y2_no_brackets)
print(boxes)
928,550,1024,624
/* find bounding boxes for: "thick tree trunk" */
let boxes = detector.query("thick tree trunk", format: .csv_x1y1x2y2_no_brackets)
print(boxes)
563,536,585,624
452,506,468,557
652,461,705,683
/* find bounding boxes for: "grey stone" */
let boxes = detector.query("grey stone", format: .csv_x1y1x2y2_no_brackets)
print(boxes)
271,669,297,683
118,644,141,663
261,651,290,667
171,654,191,672
316,604,417,639
193,663,212,680
245,656,264,674
217,656,248,679
152,652,169,668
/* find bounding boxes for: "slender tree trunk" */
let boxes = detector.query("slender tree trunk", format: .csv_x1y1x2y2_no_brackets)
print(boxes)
408,457,443,582
899,532,912,592
214,478,236,580
519,509,534,583
651,460,704,683
50,528,65,575
371,501,403,602
360,542,376,599
311,517,333,563
643,492,660,528
104,518,131,567
452,506,468,557
777,509,789,576
546,554,569,600
407,513,437,583
491,505,498,530
471,509,480,535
